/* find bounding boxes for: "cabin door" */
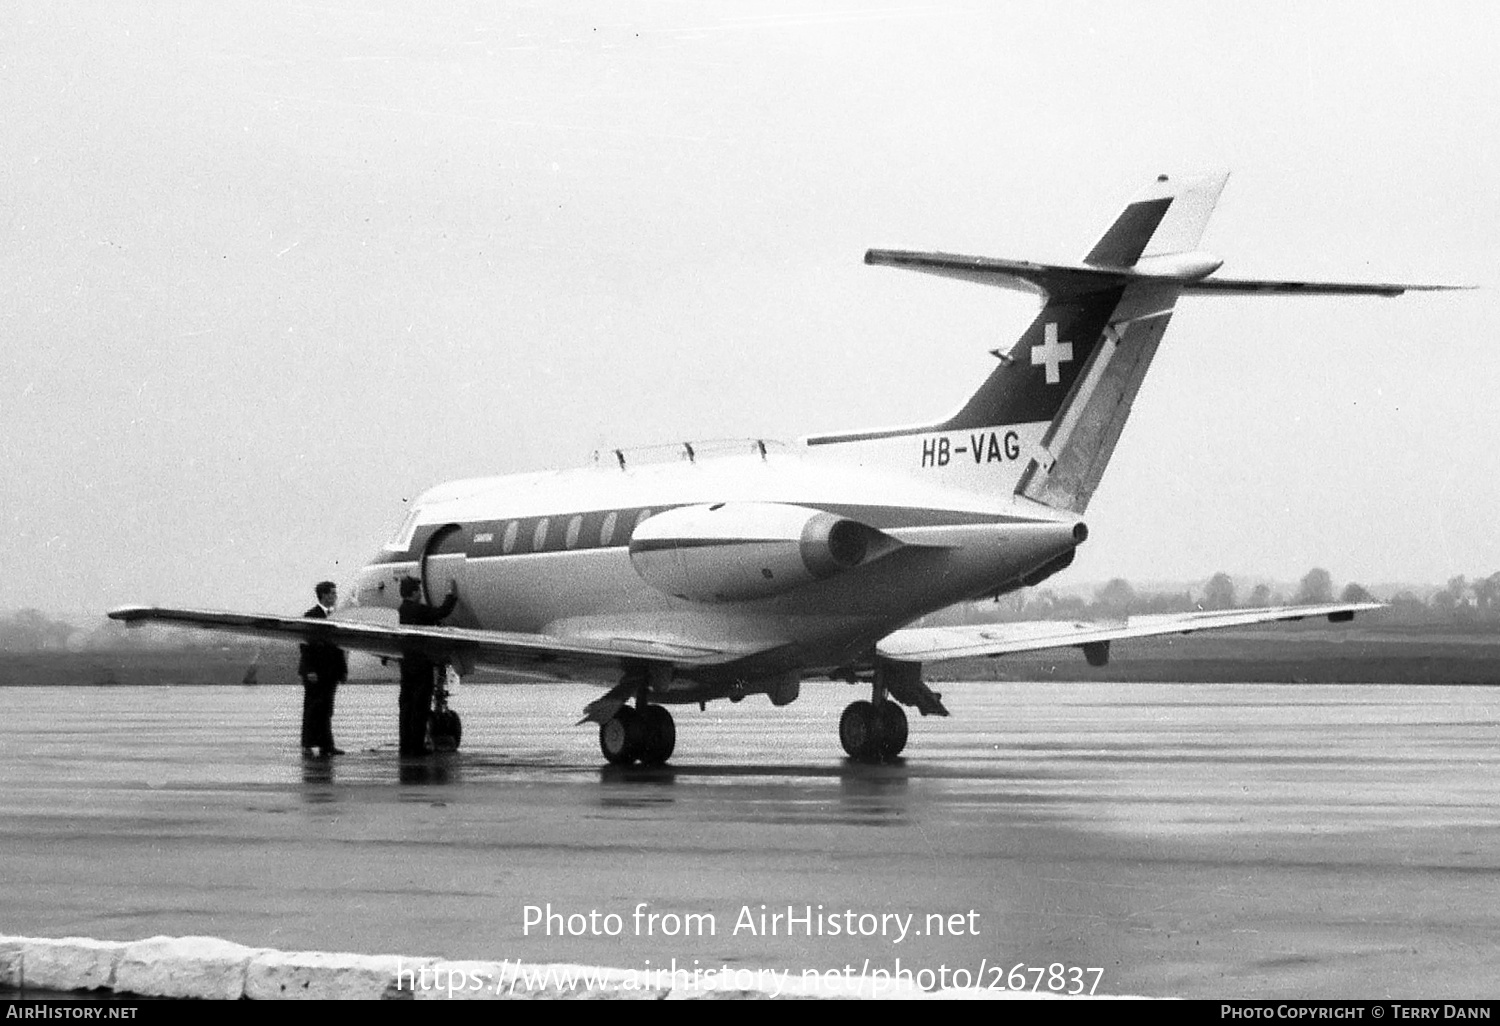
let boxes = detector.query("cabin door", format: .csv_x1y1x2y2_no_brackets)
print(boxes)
418,522,474,627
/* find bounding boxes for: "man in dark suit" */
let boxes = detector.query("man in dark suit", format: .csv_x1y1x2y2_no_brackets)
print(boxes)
397,576,459,755
298,581,348,758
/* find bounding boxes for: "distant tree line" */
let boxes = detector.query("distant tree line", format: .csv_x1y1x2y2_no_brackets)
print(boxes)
991,568,1500,624
0,609,78,651
4,569,1500,652
0,610,258,653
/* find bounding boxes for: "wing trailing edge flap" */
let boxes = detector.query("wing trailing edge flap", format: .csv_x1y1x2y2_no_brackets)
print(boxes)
106,606,726,676
875,602,1383,663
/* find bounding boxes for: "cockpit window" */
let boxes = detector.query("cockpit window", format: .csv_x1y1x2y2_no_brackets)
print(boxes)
384,507,424,552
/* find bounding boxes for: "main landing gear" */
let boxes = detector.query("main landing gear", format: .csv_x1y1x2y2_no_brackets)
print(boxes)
839,658,926,762
839,699,908,762
599,663,676,766
600,704,675,766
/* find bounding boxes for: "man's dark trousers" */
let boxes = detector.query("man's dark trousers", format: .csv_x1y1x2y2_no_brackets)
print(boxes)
398,664,433,755
302,673,338,751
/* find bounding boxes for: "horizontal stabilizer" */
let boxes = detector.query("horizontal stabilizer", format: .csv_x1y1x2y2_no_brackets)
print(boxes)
863,250,1469,299
1182,277,1474,297
863,250,1127,298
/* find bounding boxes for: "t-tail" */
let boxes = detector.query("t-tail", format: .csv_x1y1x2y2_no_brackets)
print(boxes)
804,173,1467,514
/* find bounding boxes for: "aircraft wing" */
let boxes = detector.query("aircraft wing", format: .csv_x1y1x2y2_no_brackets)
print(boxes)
106,605,727,675
876,602,1383,663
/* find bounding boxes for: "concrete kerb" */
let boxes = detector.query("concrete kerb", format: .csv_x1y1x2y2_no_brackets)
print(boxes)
0,934,1071,999
245,950,436,1001
19,936,126,993
113,935,269,1000
0,937,28,990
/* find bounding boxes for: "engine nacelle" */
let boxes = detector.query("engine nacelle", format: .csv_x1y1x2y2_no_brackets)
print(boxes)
629,502,892,603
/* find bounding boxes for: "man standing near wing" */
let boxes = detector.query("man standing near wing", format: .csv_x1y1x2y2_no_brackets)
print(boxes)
298,580,347,758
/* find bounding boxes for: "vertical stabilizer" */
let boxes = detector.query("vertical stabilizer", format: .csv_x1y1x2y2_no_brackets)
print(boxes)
806,175,1228,510
812,172,1460,511
1086,173,1228,266
1017,174,1228,512
1012,282,1180,513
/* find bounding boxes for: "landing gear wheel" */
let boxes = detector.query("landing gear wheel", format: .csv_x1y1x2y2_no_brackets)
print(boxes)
638,705,676,766
876,702,908,759
600,706,646,765
839,700,880,762
430,709,462,752
840,700,908,762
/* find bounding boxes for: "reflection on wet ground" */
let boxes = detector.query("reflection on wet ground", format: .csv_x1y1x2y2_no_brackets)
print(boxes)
1,681,1497,998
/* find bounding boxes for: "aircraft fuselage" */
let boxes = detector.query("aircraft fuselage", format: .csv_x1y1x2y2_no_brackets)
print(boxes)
351,443,1083,692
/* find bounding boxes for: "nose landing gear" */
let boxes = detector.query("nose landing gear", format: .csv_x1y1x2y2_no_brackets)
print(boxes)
428,666,463,752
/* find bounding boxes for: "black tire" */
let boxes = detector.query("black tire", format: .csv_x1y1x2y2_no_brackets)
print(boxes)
638,705,676,766
877,702,908,759
430,709,462,752
600,706,644,765
839,700,879,762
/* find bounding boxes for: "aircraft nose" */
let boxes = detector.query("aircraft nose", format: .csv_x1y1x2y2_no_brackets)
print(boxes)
1073,521,1088,545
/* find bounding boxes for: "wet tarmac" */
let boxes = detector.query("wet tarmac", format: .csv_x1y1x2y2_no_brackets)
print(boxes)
1,681,1497,998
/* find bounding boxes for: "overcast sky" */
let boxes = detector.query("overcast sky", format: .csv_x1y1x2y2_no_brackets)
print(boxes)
3,1,1495,616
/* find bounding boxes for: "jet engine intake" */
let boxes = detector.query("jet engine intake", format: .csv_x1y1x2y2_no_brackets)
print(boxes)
629,502,895,603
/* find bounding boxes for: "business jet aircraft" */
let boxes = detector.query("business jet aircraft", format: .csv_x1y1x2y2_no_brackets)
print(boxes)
110,174,1464,765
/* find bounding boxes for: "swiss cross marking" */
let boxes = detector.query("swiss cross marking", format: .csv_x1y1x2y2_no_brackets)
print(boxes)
1031,322,1074,385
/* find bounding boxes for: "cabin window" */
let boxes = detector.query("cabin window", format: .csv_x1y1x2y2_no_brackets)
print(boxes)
533,517,550,551
501,521,519,554
632,508,653,537
600,511,618,547
565,515,583,549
